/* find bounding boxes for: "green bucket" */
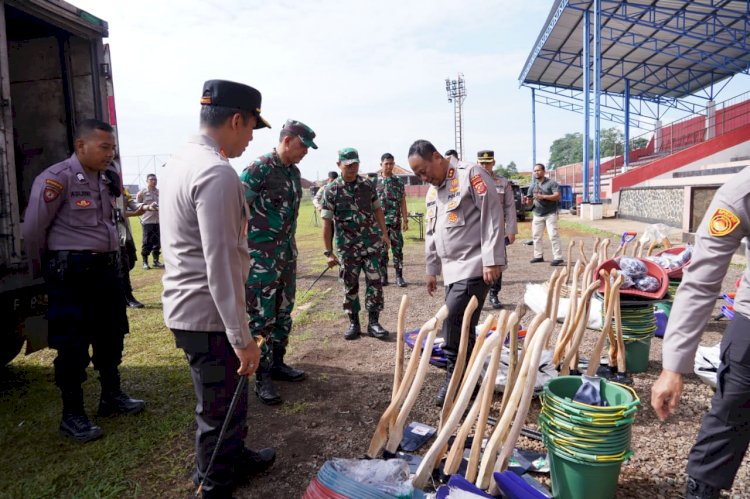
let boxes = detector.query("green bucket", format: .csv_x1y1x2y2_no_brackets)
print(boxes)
544,377,640,415
624,337,652,373
548,443,624,499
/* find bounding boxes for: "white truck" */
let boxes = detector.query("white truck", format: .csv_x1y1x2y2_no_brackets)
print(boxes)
0,0,121,365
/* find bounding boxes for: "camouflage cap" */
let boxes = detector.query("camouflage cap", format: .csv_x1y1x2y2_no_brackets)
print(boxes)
282,119,317,149
477,150,495,163
200,79,271,129
338,147,360,165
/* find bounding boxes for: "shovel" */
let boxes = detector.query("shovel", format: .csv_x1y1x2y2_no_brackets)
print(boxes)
613,232,637,258
573,271,624,405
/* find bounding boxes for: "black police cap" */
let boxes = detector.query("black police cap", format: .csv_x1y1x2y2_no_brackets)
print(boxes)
200,79,271,129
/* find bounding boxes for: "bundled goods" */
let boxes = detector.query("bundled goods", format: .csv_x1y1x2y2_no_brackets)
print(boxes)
539,377,640,499
648,245,692,279
303,459,414,499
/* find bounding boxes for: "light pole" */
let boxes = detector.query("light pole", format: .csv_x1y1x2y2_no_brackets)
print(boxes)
445,74,467,160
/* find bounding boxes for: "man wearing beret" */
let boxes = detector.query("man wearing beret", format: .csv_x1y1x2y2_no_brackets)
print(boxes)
161,80,275,499
241,119,317,405
477,150,517,309
321,148,391,340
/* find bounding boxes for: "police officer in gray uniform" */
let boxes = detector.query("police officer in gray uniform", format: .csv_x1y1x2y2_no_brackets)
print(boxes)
161,80,275,499
408,140,506,405
651,167,750,499
22,119,145,443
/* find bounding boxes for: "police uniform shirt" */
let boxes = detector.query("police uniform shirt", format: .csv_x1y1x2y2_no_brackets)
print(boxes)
662,167,750,373
490,173,518,237
136,187,159,224
22,154,119,269
424,157,506,285
160,134,252,349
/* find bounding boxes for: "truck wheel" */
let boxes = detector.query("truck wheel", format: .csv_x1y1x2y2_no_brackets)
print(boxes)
0,325,24,366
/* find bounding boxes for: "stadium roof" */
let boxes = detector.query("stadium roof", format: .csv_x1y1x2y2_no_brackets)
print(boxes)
520,0,750,101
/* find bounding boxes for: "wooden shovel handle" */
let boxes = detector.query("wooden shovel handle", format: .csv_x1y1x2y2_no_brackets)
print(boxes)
577,240,588,265
586,273,623,377
559,279,601,375
601,238,611,260
615,290,626,373
391,295,409,401
565,240,575,284
440,295,478,427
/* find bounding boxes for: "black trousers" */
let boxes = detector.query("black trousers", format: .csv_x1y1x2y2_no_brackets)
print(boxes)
44,251,128,392
118,244,135,294
141,223,161,258
687,312,750,489
173,329,248,493
442,276,489,364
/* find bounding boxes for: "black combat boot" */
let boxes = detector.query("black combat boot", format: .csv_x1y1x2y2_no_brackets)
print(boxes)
125,292,145,308
235,447,277,480
60,388,103,443
98,371,146,416
142,256,150,270
255,359,282,405
380,268,389,286
395,267,407,288
344,313,361,340
685,477,720,499
270,346,306,382
152,253,164,268
366,311,389,339
435,362,454,407
488,292,502,310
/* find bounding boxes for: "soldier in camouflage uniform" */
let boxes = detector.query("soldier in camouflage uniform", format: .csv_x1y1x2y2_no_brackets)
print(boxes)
241,119,317,405
376,153,409,288
321,148,391,340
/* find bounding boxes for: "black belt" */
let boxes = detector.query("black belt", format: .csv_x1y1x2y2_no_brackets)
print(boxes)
48,250,118,266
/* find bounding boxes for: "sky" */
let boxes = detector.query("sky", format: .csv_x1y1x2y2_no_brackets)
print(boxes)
71,0,750,187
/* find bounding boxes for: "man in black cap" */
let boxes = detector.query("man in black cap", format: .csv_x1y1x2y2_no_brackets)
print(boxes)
161,80,275,499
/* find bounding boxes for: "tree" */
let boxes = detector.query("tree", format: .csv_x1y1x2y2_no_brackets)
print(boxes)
548,132,584,169
630,137,649,150
600,127,624,157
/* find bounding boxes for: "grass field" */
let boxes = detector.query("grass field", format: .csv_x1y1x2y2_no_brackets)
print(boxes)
0,196,428,498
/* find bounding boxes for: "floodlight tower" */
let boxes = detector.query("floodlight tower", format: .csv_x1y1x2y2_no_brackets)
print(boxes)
445,74,467,160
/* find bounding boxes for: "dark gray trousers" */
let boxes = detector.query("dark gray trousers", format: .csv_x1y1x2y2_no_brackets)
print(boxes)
173,330,248,494
687,312,750,489
442,276,489,364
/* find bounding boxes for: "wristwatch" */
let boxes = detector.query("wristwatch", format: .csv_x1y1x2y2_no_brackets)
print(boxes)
324,250,333,257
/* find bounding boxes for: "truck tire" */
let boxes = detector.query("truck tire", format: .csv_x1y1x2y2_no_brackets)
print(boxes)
1,324,25,366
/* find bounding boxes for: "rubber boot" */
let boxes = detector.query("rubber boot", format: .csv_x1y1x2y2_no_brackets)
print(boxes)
366,311,389,340
98,371,146,416
125,292,145,309
344,313,361,340
435,361,455,407
60,388,103,443
395,267,407,288
270,346,306,382
488,291,502,310
255,359,282,405
685,477,720,499
380,267,389,286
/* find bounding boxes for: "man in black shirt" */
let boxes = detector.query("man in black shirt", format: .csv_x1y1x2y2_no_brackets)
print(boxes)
523,163,563,266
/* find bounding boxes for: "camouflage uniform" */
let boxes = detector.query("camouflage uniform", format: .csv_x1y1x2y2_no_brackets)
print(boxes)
322,176,385,314
376,174,406,280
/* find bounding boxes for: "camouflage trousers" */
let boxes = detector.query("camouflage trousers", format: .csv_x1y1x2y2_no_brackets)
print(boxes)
245,258,296,360
339,247,384,314
379,222,404,273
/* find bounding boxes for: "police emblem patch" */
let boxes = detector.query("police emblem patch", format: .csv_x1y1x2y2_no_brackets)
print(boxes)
43,187,60,203
75,199,92,208
447,212,459,224
470,174,487,195
708,207,740,237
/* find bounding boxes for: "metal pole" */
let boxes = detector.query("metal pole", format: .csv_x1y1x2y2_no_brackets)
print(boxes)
593,0,602,204
531,88,537,167
624,79,630,170
582,9,591,204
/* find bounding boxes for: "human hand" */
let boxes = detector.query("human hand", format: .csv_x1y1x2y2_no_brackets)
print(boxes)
382,234,391,249
233,340,261,376
426,275,437,297
483,265,502,285
327,255,340,268
507,234,516,245
651,369,684,421
403,220,409,232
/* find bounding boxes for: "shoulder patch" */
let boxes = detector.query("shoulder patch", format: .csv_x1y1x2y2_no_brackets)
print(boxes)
45,178,64,190
447,167,455,179
43,187,61,203
470,174,487,195
708,207,740,237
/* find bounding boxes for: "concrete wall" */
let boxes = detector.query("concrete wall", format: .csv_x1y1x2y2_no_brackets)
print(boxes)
618,187,683,228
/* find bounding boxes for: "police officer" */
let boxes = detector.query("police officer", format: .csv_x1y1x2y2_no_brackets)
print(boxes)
22,119,145,443
137,173,161,269
241,119,317,405
651,167,750,499
120,186,146,308
322,148,391,340
313,171,338,211
377,152,409,288
161,80,275,499
477,150,517,309
407,140,506,406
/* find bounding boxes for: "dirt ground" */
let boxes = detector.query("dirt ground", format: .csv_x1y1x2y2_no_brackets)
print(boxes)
181,223,746,499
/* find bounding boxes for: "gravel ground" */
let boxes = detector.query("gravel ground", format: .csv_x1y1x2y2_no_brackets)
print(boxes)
226,225,747,499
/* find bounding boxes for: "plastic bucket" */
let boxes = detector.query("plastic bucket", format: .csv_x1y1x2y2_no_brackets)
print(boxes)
544,377,640,414
624,337,652,373
548,444,623,499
